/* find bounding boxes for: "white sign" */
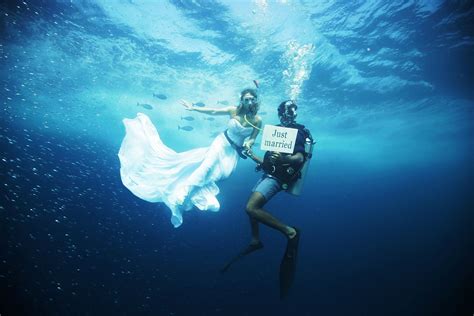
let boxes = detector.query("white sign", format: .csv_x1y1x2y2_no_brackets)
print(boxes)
260,125,298,154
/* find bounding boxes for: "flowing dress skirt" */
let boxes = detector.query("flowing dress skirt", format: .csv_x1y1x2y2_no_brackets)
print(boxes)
118,113,240,227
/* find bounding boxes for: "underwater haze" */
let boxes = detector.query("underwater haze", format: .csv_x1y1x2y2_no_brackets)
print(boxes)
1,0,473,315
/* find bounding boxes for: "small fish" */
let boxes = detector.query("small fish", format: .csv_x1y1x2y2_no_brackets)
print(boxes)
217,100,229,105
137,102,153,110
193,102,206,107
181,116,195,121
253,79,259,89
153,93,167,100
178,125,193,131
204,117,215,121
259,111,267,115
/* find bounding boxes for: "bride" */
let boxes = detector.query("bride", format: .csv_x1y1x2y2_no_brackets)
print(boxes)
118,88,262,227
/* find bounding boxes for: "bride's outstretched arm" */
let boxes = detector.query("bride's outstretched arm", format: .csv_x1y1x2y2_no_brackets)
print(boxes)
180,100,234,116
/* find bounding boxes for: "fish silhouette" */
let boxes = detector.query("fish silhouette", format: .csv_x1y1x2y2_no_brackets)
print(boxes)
259,111,267,115
153,93,167,100
181,116,195,121
137,102,153,110
193,102,206,107
217,100,229,105
204,117,215,121
178,125,194,131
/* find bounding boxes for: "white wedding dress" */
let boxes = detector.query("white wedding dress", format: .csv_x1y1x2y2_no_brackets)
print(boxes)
118,113,253,227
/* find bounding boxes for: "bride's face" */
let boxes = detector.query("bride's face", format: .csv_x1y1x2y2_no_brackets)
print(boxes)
241,93,258,114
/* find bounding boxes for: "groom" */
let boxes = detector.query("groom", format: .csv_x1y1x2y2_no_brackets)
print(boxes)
221,100,313,299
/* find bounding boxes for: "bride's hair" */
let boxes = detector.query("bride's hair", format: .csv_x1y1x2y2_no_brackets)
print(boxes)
237,88,259,116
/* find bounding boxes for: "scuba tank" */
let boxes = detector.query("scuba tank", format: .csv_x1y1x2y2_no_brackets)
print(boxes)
287,133,315,196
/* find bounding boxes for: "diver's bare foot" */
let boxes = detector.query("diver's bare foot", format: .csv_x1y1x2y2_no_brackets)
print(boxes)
250,239,261,246
242,241,264,255
220,240,264,273
287,226,297,239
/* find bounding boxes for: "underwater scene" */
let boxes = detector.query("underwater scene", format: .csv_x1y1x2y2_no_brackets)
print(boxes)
1,1,473,315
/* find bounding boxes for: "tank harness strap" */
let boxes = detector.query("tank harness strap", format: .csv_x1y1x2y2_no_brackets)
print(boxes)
224,130,247,159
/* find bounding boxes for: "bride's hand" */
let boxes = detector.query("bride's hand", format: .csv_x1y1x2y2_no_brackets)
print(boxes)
243,139,255,150
180,99,194,111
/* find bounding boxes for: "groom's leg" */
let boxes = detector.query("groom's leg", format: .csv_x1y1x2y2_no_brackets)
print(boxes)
248,216,260,244
246,191,293,238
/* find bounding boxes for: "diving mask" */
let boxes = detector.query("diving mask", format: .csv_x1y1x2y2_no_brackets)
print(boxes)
280,102,297,125
242,96,256,106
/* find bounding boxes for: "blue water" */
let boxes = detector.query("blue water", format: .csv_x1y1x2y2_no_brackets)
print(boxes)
1,1,473,315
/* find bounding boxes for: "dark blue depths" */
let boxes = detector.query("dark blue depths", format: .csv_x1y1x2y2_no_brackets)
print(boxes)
1,110,472,316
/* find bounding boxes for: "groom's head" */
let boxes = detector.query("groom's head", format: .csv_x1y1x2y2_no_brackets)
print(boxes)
278,100,297,126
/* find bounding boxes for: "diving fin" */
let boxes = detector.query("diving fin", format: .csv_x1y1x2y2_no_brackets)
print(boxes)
279,228,300,300
220,241,264,273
